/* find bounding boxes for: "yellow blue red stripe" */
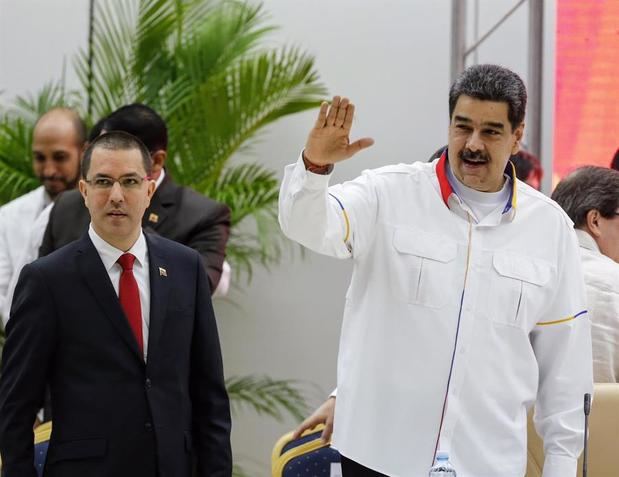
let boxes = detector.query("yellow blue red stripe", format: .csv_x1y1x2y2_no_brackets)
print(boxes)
537,310,587,326
501,160,518,214
329,193,351,243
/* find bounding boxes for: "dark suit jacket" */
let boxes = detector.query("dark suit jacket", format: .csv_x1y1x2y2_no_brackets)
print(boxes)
0,233,232,477
39,174,231,291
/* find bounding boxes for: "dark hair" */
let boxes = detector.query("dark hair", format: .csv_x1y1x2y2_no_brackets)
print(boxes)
88,116,108,142
81,131,153,179
34,108,87,146
511,150,543,182
551,166,619,228
449,64,527,131
101,103,167,152
611,148,619,171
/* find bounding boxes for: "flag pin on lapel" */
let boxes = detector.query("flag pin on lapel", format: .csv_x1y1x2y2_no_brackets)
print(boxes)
148,213,159,224
159,267,167,277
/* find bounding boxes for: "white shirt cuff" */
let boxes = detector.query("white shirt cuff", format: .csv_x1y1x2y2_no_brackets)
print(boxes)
292,154,333,191
542,454,578,477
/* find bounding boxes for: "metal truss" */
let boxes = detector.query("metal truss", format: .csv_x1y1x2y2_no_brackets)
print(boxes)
451,0,544,159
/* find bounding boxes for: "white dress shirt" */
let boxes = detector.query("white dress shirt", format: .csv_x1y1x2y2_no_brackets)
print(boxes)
88,225,151,361
576,229,619,382
279,153,593,477
0,186,51,325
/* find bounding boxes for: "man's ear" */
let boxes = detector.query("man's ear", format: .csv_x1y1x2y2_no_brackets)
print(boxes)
151,150,166,176
78,179,88,204
585,209,602,238
511,123,525,155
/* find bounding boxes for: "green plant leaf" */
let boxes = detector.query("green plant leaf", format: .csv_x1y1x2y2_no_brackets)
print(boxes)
226,375,308,422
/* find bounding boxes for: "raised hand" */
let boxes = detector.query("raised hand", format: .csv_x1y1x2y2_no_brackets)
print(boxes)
304,96,374,166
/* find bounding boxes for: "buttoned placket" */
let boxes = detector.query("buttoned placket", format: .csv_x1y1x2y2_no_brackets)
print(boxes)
435,197,500,454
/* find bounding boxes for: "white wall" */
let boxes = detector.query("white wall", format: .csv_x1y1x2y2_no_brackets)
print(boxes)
0,0,88,107
0,0,554,473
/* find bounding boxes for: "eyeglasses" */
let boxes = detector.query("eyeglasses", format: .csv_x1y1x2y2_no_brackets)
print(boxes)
84,176,149,190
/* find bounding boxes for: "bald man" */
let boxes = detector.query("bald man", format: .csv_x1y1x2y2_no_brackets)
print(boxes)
0,108,85,324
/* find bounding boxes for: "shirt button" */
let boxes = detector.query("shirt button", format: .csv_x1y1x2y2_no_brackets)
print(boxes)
145,422,153,431
145,378,152,389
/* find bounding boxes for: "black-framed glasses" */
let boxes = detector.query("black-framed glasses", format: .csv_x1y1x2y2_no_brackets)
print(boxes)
84,175,149,190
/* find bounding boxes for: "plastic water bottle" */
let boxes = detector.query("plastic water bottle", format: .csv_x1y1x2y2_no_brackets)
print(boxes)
428,451,457,476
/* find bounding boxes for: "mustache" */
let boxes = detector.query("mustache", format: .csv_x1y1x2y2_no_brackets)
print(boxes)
459,149,489,162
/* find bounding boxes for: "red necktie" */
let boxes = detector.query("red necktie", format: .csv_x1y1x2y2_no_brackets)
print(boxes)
117,253,143,354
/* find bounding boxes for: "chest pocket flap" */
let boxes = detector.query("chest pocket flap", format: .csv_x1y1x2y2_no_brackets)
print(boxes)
492,253,553,286
393,228,457,263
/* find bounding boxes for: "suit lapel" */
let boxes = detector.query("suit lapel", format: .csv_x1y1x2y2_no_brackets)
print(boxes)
145,235,170,364
76,234,143,363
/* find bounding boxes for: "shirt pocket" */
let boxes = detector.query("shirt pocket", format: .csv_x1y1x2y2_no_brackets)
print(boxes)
486,252,552,329
392,227,458,309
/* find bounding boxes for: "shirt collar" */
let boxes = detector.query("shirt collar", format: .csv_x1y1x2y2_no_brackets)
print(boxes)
42,189,53,209
575,228,601,253
435,150,518,215
88,224,148,273
154,168,165,190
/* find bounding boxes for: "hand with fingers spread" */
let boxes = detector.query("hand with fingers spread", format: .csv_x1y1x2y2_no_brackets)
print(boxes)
304,96,374,167
292,396,336,443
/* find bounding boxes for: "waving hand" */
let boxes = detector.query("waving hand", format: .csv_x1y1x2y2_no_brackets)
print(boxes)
304,96,374,166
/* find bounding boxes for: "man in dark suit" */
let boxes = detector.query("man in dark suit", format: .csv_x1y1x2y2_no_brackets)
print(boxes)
40,104,230,293
0,131,232,477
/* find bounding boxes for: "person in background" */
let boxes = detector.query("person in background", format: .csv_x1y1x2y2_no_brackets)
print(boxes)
552,166,619,382
279,64,592,477
511,149,543,190
0,108,85,325
0,131,232,477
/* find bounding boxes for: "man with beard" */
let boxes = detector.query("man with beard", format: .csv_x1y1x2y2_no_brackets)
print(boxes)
0,108,85,325
279,64,592,477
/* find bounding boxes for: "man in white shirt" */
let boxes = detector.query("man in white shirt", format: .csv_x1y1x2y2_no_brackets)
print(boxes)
551,166,619,382
0,131,232,477
279,64,592,477
0,108,85,325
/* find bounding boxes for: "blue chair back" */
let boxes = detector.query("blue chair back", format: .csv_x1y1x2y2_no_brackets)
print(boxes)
272,425,341,477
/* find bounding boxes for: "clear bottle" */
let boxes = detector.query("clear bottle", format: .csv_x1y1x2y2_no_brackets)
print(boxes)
428,451,457,476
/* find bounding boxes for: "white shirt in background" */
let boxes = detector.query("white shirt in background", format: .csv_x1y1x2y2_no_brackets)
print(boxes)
0,186,51,325
576,229,619,382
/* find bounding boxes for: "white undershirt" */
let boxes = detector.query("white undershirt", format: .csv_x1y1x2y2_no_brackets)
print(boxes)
446,162,511,223
88,225,151,361
154,168,165,189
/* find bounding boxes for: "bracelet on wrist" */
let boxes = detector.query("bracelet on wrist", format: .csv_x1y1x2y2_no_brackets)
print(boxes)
302,150,334,175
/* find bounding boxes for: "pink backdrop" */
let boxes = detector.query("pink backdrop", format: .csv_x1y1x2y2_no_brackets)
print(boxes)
553,0,619,183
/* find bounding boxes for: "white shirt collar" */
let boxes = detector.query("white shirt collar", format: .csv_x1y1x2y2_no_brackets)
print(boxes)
575,228,601,253
88,224,148,273
154,168,165,190
42,189,53,209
